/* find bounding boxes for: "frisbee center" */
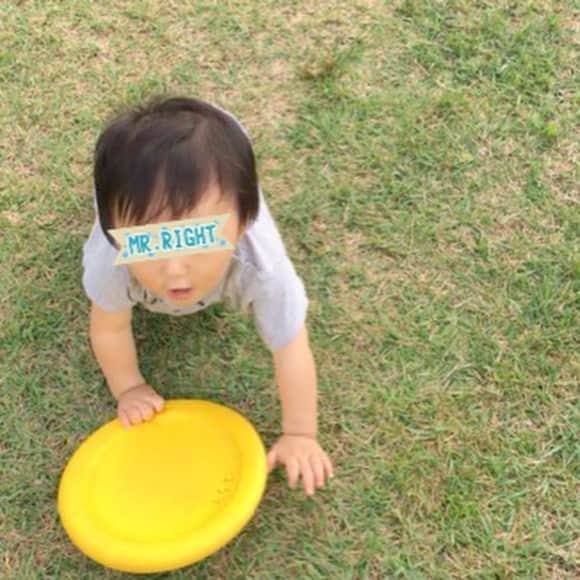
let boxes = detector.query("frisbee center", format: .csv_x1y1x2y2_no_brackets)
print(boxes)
89,412,240,542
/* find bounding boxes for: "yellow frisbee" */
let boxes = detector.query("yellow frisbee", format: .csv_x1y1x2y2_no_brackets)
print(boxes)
58,400,267,573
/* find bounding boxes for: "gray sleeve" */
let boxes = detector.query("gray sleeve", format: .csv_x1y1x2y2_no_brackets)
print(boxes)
250,256,309,352
81,217,134,312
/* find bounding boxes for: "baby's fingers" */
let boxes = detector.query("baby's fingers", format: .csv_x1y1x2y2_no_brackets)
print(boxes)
309,455,326,489
147,394,165,412
139,402,155,421
126,405,145,425
285,457,300,489
118,408,131,429
322,453,334,479
299,457,315,496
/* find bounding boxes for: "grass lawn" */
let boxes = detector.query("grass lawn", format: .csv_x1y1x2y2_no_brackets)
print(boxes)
1,1,578,578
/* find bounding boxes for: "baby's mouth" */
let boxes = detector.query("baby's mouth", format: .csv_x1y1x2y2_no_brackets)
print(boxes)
167,287,195,301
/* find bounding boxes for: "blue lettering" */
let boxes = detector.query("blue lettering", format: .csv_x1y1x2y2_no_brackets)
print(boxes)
160,229,173,250
127,234,140,256
206,223,217,244
174,227,183,249
195,226,207,247
139,234,152,254
183,227,196,247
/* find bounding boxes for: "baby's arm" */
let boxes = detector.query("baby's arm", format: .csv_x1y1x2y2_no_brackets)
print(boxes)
89,303,164,427
267,324,334,495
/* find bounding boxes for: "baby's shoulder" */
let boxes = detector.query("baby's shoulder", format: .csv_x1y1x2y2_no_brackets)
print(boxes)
81,217,133,312
233,189,292,280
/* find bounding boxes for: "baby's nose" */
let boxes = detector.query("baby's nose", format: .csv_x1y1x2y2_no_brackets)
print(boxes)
162,256,189,277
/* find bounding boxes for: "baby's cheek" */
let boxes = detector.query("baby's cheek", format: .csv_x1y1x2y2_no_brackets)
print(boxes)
190,252,232,281
128,262,162,290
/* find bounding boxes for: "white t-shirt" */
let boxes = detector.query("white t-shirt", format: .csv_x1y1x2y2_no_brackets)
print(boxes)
82,186,309,352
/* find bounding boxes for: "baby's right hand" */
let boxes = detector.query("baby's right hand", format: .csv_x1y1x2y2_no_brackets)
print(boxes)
116,383,165,428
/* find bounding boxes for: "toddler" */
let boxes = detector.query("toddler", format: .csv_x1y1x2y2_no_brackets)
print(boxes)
82,96,334,496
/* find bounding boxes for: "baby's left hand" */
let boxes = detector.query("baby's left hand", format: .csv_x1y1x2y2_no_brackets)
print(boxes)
267,435,334,496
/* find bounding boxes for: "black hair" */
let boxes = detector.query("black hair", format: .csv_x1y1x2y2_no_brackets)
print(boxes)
93,96,260,247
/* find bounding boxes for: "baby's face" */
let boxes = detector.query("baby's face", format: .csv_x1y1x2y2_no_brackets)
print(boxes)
117,185,244,305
